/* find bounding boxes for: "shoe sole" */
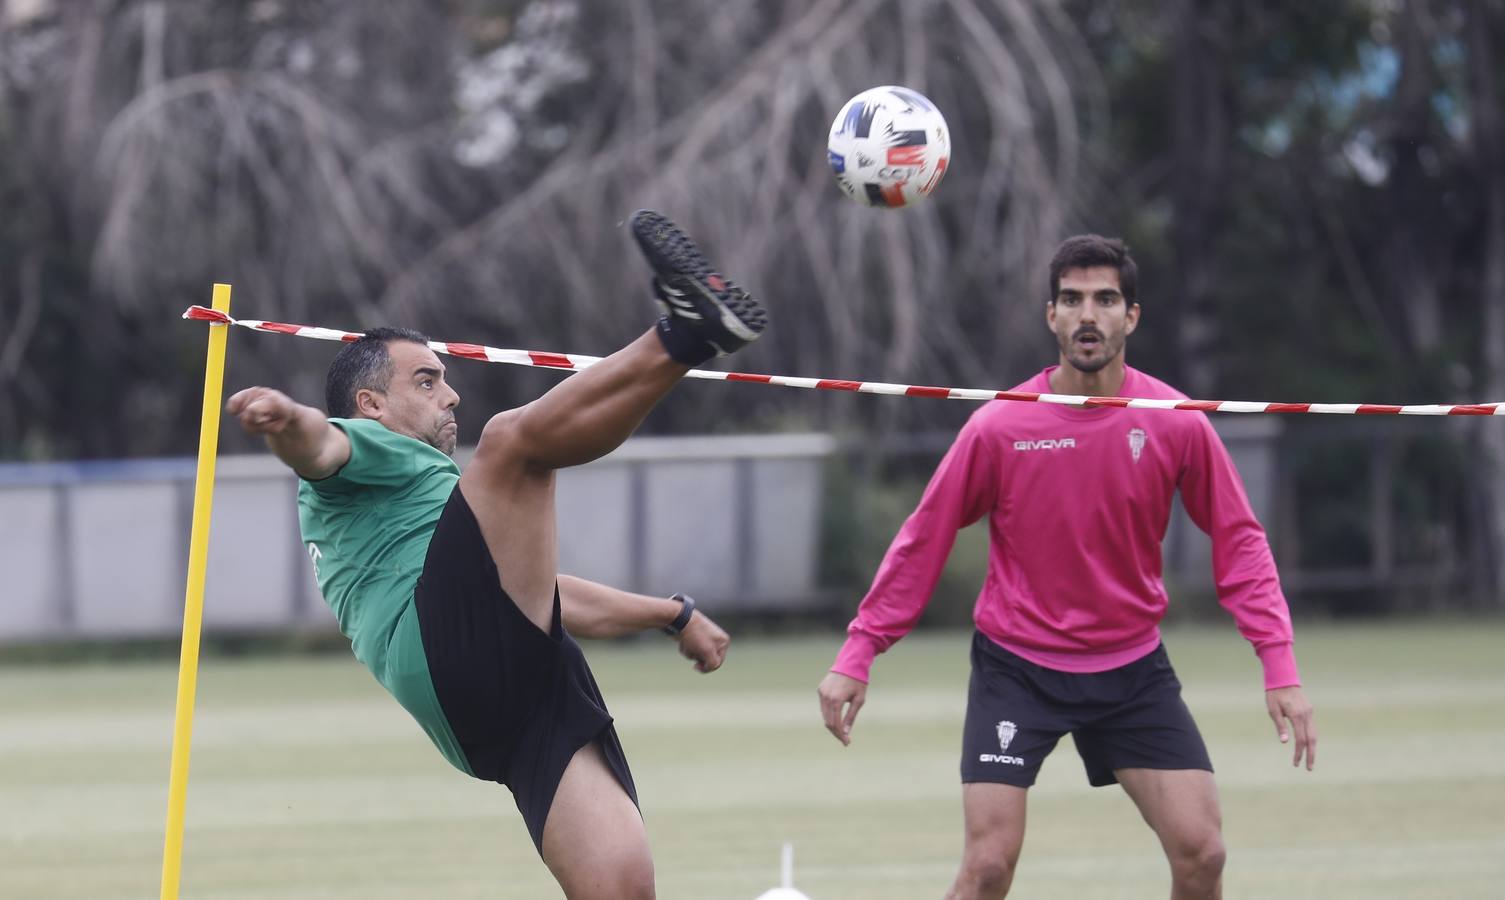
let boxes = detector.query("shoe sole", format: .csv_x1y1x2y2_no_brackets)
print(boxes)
630,210,766,344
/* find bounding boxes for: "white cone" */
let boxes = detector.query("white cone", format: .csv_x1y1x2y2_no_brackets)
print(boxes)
753,843,812,900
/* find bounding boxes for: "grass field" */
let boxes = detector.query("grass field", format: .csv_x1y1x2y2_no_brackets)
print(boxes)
3,621,1505,899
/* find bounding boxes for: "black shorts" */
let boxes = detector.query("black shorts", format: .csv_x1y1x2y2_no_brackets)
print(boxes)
961,632,1212,788
414,487,638,852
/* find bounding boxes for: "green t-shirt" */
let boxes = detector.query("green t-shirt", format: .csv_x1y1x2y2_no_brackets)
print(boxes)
296,417,471,775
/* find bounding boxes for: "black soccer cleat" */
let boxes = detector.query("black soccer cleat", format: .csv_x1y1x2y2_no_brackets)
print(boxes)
630,210,768,365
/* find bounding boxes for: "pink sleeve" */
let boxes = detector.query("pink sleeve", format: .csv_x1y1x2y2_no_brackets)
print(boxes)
831,414,999,683
1178,416,1301,690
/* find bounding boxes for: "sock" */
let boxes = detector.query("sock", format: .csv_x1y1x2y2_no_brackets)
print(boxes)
655,316,719,366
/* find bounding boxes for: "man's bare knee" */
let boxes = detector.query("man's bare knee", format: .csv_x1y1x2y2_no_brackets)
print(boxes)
1169,832,1225,887
952,834,1019,899
951,783,1025,900
603,855,655,900
957,854,1017,900
554,852,653,900
476,408,524,457
473,408,549,475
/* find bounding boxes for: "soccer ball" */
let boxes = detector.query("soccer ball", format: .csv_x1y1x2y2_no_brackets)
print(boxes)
826,85,950,209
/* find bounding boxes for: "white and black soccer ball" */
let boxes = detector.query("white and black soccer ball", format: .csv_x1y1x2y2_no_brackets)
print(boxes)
826,85,951,209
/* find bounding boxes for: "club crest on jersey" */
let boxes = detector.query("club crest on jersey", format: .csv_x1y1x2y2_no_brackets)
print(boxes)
1128,427,1147,462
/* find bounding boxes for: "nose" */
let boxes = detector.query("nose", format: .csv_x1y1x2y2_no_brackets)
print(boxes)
444,385,460,409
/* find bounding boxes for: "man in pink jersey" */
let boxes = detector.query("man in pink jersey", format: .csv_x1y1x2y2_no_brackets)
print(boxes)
817,235,1316,900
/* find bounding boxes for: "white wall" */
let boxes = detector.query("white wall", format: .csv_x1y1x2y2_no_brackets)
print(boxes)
0,434,835,642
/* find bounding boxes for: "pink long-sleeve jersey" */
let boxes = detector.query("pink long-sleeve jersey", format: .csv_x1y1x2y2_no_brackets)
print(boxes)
832,365,1300,691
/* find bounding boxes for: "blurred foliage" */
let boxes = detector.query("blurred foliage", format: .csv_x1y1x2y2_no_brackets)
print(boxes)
820,439,992,627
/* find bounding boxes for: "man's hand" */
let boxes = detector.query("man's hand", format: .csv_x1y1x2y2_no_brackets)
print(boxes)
227,387,300,435
1266,685,1317,771
675,611,729,673
225,387,348,479
817,671,867,747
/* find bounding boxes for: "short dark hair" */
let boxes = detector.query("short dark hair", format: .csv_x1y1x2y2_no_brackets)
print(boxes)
1048,234,1137,306
324,326,431,418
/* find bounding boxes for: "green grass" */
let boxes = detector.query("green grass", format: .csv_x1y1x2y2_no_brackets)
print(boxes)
3,621,1505,899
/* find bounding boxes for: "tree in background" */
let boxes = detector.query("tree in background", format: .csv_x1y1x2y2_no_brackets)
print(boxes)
1467,0,1505,599
1,0,1503,604
0,0,1090,458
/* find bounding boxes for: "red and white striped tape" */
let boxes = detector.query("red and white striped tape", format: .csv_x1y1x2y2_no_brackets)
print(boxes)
184,305,1504,417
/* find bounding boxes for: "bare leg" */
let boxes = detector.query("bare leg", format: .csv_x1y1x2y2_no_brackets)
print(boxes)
945,783,1028,900
458,330,686,630
541,741,655,900
493,330,689,472
1116,768,1226,900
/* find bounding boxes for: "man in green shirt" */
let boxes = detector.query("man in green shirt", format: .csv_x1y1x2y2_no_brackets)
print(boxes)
226,211,765,899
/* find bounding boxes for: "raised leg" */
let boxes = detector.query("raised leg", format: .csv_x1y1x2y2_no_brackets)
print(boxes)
458,210,767,632
459,331,685,630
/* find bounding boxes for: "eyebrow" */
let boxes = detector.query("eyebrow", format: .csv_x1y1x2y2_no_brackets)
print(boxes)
413,366,444,379
1058,288,1122,298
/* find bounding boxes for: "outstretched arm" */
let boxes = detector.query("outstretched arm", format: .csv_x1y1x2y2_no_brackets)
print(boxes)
226,387,351,480
557,574,729,672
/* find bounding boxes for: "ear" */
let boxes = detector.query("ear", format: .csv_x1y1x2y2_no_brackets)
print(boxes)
1124,302,1141,336
353,388,386,420
1046,300,1059,335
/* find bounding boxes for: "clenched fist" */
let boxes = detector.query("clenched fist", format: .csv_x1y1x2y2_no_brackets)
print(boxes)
226,387,300,435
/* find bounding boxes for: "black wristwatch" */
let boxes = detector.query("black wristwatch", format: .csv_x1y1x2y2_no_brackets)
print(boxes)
663,592,696,636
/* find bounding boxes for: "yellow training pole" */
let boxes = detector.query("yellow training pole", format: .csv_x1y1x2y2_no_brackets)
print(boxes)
160,283,232,900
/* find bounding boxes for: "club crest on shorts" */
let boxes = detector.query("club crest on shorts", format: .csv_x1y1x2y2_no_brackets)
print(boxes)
996,720,1017,752
1128,427,1147,463
979,720,1025,766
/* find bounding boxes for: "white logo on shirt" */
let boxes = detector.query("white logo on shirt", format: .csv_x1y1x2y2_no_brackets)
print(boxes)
1013,438,1076,452
307,542,323,579
1128,428,1147,462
